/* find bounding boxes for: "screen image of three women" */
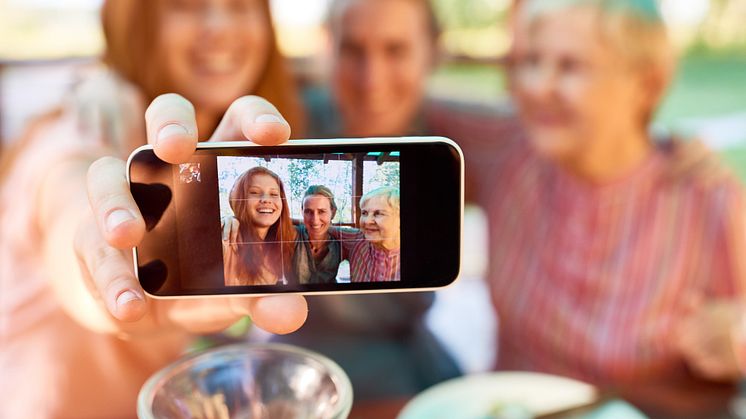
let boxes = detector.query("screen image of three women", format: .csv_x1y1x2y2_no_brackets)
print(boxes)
222,166,401,286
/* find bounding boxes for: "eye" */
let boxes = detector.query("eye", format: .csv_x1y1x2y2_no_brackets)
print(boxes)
558,56,584,74
340,40,364,60
385,42,407,60
167,0,204,13
228,0,257,14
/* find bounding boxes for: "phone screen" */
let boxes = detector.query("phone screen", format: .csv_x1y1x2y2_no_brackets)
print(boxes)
129,138,461,296
217,151,401,286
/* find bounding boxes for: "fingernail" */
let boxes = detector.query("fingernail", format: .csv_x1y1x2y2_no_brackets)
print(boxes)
117,290,141,307
106,209,135,233
157,123,189,144
254,114,284,124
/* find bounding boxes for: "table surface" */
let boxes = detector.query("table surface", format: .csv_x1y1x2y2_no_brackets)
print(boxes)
349,376,741,419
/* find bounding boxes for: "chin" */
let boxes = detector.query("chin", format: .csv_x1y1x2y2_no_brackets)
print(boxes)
527,132,577,160
186,82,249,113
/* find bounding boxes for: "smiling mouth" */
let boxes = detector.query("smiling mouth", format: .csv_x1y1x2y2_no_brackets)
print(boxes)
193,52,241,76
257,208,276,214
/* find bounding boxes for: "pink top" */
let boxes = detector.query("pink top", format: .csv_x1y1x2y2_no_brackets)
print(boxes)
336,229,401,282
1,103,188,416
482,138,746,384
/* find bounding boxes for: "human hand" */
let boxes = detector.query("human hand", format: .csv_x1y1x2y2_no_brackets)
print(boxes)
221,215,240,253
675,299,744,381
75,94,307,335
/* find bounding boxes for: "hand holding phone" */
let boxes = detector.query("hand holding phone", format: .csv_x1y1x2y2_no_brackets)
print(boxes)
128,137,464,297
76,94,307,334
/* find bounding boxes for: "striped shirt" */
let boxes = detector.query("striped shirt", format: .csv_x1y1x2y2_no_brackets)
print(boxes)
335,228,401,282
480,137,746,384
426,102,746,383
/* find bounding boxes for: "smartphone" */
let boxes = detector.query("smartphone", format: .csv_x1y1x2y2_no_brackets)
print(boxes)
127,137,463,297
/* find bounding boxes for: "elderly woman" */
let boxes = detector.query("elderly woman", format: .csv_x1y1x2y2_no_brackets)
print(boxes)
469,0,746,385
290,185,344,284
334,186,401,282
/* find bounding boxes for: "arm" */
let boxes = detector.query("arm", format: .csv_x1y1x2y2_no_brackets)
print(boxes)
328,226,363,258
40,94,308,337
675,180,746,381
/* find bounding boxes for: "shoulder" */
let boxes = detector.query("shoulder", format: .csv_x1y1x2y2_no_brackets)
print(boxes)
424,97,528,170
656,137,742,191
424,98,524,142
655,138,745,222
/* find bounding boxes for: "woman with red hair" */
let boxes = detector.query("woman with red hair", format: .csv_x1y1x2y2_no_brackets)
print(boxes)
0,0,307,416
223,166,296,286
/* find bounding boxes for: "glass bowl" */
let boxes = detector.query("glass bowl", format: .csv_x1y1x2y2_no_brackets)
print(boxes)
137,343,353,419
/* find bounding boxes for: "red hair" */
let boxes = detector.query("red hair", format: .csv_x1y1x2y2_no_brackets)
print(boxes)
101,0,306,135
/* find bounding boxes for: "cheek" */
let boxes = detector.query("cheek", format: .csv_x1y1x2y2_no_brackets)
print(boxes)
158,21,194,70
332,63,358,103
384,216,398,230
240,21,270,61
396,71,423,103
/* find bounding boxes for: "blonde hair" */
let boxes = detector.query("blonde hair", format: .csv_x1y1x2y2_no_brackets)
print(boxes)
518,0,675,125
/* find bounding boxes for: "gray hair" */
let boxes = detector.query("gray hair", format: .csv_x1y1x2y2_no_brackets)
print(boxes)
360,186,400,213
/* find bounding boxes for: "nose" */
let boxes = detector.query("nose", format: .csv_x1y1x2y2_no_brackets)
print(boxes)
358,54,386,94
201,4,233,39
524,63,560,102
360,214,374,227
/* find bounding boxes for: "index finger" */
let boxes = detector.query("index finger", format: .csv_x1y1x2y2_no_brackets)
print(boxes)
209,95,291,145
144,93,199,163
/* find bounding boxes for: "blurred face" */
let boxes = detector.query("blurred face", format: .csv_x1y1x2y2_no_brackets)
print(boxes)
245,174,282,228
359,195,400,250
303,195,334,239
158,0,271,113
331,0,434,137
510,6,645,161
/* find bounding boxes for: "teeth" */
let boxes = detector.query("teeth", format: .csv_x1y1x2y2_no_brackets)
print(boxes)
257,209,274,214
195,52,236,74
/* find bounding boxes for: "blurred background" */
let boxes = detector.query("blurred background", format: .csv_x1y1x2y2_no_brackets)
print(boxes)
1,0,744,378
1,0,745,177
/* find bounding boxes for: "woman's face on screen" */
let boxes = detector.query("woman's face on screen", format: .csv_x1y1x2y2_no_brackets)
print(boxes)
359,195,400,250
303,195,334,239
157,0,271,114
245,174,282,229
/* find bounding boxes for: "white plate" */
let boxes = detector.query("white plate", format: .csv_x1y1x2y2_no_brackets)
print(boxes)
397,371,599,419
